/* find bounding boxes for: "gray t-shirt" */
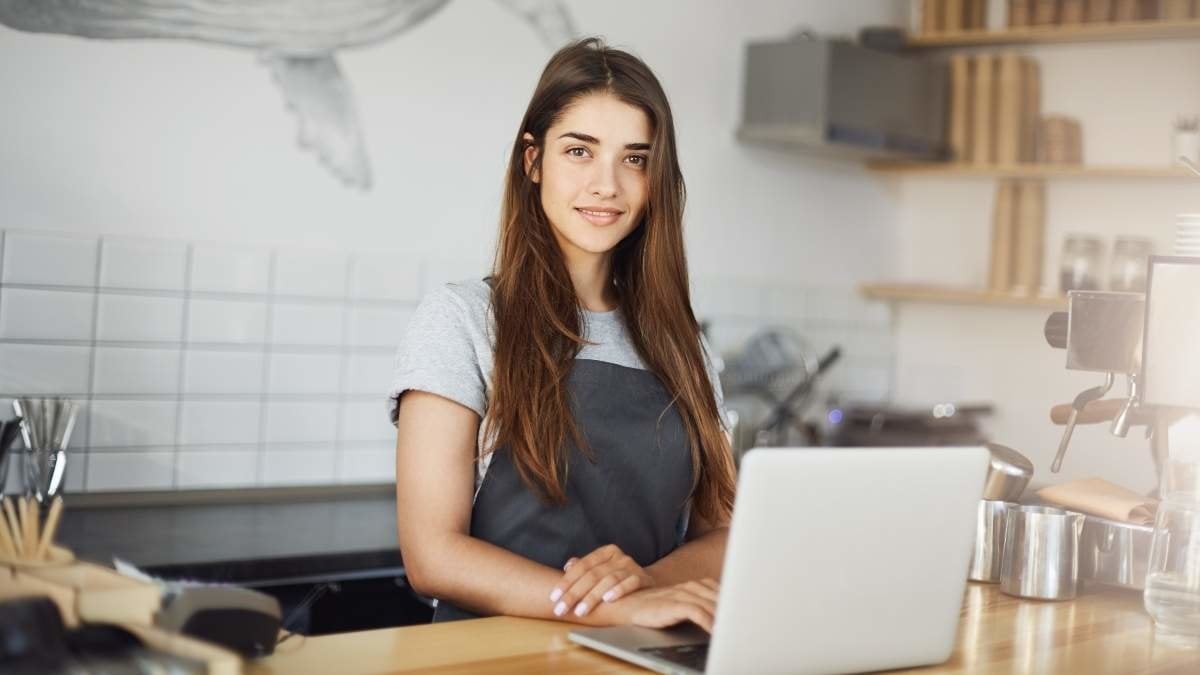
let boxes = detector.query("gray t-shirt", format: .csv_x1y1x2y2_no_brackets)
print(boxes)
387,278,730,488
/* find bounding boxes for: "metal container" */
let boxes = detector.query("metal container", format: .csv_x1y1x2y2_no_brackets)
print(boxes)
1000,505,1086,600
982,443,1034,501
968,499,1012,583
1078,515,1153,590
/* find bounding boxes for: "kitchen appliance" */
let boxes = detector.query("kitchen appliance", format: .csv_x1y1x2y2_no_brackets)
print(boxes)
1000,505,1086,601
1079,515,1153,590
981,442,1034,501
825,402,992,447
738,33,947,161
968,500,1012,583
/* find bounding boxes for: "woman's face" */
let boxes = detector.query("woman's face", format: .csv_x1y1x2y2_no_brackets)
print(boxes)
524,92,651,262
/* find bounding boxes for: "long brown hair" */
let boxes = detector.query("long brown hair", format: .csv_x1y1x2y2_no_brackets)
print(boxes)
485,37,735,523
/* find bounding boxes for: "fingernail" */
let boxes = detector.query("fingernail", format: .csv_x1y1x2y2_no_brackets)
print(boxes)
550,588,562,602
554,601,567,616
602,590,616,603
574,602,588,616
564,560,574,570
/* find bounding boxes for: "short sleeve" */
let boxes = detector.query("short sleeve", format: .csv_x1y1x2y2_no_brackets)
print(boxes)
387,285,488,425
699,332,733,433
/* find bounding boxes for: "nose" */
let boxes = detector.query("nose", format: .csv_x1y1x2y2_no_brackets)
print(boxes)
586,159,619,198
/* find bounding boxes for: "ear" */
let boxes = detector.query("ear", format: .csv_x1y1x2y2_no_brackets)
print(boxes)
522,132,540,183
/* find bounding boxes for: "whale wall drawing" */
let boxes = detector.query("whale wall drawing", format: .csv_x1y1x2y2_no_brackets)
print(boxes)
0,0,577,190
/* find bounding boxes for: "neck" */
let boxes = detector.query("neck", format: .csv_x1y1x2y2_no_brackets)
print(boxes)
563,247,617,312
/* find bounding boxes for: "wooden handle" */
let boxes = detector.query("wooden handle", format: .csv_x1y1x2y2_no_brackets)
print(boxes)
1050,398,1127,425
35,497,63,561
2,498,22,557
0,501,14,557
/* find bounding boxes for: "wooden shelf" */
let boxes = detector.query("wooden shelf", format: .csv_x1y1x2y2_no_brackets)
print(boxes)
866,162,1194,179
861,283,1067,309
907,18,1200,47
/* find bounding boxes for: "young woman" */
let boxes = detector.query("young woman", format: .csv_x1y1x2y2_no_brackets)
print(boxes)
389,37,736,632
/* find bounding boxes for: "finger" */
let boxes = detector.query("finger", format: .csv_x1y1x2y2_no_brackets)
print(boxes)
573,573,624,617
551,546,618,603
697,578,720,593
681,580,719,604
602,574,643,604
670,588,716,617
558,562,625,616
563,557,579,571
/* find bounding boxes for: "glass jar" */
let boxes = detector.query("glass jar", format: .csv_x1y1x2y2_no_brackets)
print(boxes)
1144,416,1200,642
1109,237,1154,292
1059,235,1104,293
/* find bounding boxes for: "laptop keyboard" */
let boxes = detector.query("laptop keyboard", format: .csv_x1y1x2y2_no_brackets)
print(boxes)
639,643,709,671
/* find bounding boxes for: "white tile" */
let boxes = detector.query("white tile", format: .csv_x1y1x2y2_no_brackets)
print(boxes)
0,288,94,340
274,250,348,298
95,294,183,342
92,347,180,395
347,306,412,348
265,401,337,443
187,299,267,344
179,401,262,445
763,286,806,320
340,401,395,442
692,277,767,320
86,450,175,491
262,449,336,486
99,238,188,290
176,449,258,488
345,354,394,396
64,456,86,493
267,353,342,394
805,288,858,323
182,350,263,394
340,447,395,484
270,303,344,346
190,244,270,294
2,231,98,286
350,252,422,301
0,344,91,394
88,400,177,447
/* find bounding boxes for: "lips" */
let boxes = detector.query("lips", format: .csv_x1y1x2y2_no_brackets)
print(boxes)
575,207,623,226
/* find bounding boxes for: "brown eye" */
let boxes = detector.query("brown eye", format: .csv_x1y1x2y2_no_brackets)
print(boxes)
627,155,648,167
567,147,588,157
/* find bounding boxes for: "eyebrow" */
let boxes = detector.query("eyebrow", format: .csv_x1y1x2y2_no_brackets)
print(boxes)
557,131,651,151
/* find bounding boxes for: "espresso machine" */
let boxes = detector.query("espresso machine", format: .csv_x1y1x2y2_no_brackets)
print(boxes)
1044,256,1200,481
1043,255,1200,590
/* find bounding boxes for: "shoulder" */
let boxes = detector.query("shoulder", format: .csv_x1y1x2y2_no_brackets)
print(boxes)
414,277,492,326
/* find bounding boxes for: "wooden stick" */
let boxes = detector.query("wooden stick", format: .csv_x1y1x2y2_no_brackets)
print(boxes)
0,502,14,557
34,497,63,561
2,498,22,557
20,497,36,558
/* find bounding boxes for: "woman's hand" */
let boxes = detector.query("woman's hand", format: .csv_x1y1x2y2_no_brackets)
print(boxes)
613,579,720,633
550,544,655,617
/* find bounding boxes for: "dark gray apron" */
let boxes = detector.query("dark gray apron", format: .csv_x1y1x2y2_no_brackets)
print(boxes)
432,357,695,622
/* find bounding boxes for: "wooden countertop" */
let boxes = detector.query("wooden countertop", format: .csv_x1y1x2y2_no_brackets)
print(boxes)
249,583,1200,674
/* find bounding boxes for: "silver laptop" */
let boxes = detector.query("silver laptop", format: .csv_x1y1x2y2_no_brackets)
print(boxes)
569,446,989,675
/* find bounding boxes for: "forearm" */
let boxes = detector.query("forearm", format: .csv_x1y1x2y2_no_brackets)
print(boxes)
646,527,728,585
409,533,625,626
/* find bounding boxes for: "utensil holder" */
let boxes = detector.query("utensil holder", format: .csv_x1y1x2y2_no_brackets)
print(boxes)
1001,505,1086,600
969,499,1013,582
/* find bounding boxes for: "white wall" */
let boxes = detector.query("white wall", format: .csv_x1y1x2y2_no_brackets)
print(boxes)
889,39,1200,494
0,1,908,492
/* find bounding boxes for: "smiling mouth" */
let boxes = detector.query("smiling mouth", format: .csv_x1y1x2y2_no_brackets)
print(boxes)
575,208,624,225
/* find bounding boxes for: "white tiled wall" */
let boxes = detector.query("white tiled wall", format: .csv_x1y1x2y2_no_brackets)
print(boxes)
0,229,418,492
0,229,894,494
